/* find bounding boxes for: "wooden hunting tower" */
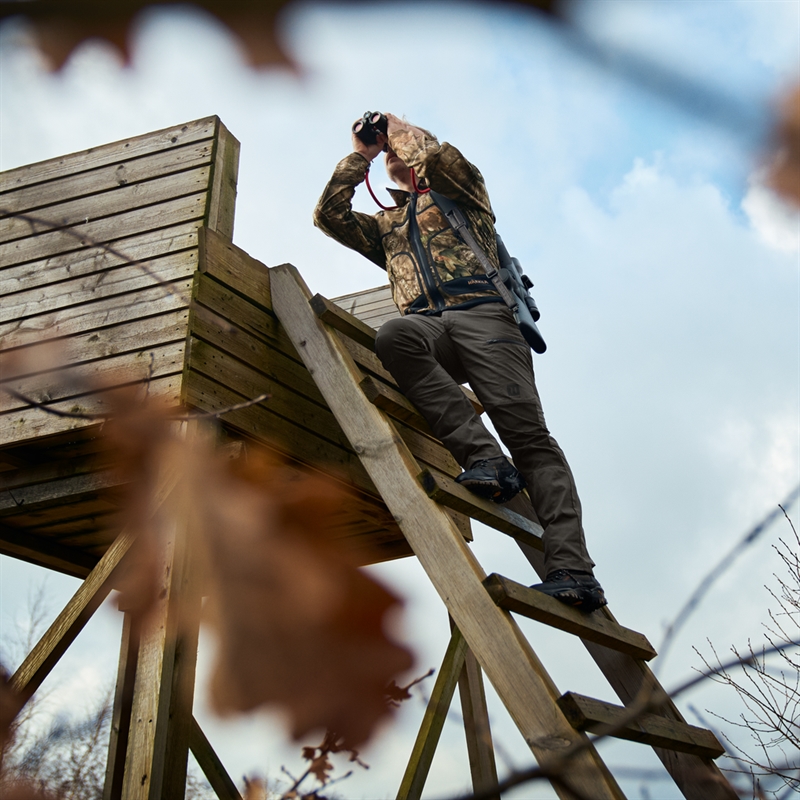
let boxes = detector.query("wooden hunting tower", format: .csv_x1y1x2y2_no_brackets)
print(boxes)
0,118,737,799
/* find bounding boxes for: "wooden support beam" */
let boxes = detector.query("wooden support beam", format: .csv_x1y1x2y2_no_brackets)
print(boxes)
271,264,624,800
556,692,725,759
10,526,137,702
189,717,244,800
484,574,657,661
0,521,98,578
458,642,500,799
0,468,125,517
397,626,469,800
418,468,543,550
104,612,140,800
121,443,204,800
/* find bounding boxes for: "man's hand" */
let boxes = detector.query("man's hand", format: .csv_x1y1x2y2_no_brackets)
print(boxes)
351,127,387,162
385,113,410,137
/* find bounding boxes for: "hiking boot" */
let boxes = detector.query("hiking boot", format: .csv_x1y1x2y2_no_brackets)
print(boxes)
455,456,526,504
530,569,607,613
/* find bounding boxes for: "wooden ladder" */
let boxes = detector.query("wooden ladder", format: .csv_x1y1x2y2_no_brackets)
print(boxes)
270,264,736,800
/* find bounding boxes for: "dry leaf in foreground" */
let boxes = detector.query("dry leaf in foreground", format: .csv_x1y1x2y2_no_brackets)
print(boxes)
93,393,414,748
769,85,800,205
198,449,414,747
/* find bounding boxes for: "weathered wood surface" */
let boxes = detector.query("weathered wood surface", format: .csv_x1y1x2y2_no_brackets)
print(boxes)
189,718,244,800
270,264,625,800
419,468,543,549
121,446,203,800
556,692,725,758
484,574,657,661
458,642,500,799
515,541,738,799
0,117,217,192
397,626,469,800
104,612,139,800
332,284,398,329
0,520,98,577
9,526,138,701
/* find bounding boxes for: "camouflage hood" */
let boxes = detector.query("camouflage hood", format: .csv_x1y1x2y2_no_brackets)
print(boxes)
314,127,502,315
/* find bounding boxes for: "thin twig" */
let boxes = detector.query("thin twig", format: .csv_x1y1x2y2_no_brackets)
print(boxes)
657,485,800,670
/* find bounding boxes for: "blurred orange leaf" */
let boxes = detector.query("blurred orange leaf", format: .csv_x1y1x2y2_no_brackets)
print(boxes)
198,450,414,746
0,0,295,70
0,0,561,72
769,85,800,206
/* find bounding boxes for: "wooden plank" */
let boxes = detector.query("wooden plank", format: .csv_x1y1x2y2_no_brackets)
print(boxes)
0,341,188,415
270,264,625,800
189,310,324,408
121,451,203,800
10,526,137,701
205,119,240,240
0,520,98,577
192,272,285,353
0,373,183,448
0,117,217,193
0,140,214,218
483,574,657,661
0,249,198,323
359,374,433,436
0,277,193,348
556,692,725,759
2,495,121,529
0,313,190,386
185,337,351,450
0,192,206,272
199,227,270,310
458,644,499,799
182,371,380,499
514,540,738,800
397,626,469,800
0,467,124,517
0,165,211,246
104,612,140,800
419,468,543,549
0,451,114,491
331,284,398,329
311,292,379,350
0,222,199,299
189,718,244,800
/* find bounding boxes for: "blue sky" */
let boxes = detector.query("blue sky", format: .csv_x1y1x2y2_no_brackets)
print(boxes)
1,1,799,798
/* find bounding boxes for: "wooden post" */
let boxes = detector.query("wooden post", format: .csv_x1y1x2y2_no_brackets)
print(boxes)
397,626,469,800
120,429,204,800
104,612,140,800
458,647,500,798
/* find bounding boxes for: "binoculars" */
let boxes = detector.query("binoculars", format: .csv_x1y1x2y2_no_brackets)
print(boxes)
353,111,388,146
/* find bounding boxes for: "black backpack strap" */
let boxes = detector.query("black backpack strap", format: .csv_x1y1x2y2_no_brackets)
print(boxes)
429,191,519,313
429,190,547,354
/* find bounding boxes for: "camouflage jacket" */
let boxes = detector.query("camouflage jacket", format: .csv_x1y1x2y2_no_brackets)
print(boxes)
313,127,502,315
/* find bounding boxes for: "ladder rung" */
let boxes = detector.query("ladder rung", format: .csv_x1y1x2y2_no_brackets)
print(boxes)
361,375,484,431
483,574,657,660
311,292,378,349
419,469,543,551
557,692,725,759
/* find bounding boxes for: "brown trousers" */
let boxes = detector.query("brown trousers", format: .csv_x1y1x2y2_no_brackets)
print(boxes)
374,302,595,576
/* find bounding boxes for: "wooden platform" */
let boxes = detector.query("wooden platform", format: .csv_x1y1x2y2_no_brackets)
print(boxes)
0,118,469,577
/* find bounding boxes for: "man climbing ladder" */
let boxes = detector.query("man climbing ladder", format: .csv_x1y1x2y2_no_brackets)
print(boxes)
314,111,605,612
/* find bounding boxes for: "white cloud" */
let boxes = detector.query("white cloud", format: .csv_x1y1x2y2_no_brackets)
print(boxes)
742,171,800,253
